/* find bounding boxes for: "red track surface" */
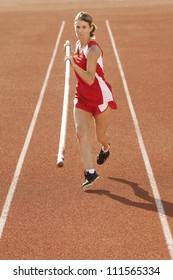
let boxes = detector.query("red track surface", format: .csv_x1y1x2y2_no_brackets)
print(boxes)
0,0,173,260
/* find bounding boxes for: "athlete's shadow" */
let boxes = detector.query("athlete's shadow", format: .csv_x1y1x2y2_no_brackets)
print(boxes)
86,177,173,218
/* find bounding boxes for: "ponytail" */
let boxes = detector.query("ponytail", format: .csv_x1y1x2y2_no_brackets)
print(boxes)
90,23,97,38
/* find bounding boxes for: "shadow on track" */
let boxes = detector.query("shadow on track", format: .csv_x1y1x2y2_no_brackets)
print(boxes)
85,177,173,218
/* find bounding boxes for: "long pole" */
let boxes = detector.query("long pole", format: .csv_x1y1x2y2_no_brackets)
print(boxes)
57,40,71,167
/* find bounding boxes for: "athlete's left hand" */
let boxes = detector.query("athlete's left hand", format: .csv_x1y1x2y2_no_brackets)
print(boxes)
64,55,76,68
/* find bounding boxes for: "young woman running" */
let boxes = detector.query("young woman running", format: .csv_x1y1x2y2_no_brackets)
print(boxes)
65,11,117,190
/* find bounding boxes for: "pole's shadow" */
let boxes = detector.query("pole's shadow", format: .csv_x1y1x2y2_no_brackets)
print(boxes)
86,177,173,218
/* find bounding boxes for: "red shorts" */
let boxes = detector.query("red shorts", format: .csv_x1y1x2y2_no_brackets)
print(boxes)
74,98,116,116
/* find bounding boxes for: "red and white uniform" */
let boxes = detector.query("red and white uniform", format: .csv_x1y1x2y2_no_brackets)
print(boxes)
73,40,117,115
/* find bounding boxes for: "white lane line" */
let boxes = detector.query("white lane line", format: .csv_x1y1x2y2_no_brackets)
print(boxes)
0,21,65,239
106,20,173,260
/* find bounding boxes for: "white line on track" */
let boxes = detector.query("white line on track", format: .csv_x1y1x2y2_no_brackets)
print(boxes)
0,21,65,239
106,20,173,260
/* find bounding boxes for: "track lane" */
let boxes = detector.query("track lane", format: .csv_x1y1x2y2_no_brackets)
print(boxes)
0,10,65,203
106,19,173,258
0,20,65,238
105,4,173,250
0,1,172,260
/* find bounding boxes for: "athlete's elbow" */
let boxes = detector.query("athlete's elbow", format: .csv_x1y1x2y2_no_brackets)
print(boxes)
87,75,95,86
87,80,94,86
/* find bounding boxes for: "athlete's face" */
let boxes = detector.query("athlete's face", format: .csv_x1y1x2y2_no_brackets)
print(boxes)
74,20,92,41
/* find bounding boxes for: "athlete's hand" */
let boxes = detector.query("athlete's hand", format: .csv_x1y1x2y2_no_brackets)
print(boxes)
64,40,71,49
64,55,76,68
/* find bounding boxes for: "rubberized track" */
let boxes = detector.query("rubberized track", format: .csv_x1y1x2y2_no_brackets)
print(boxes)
0,0,173,260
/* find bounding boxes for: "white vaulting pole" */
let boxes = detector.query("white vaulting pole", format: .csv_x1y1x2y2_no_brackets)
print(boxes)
57,40,71,167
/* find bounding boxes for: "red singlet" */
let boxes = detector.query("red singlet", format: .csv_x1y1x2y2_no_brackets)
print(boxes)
73,40,117,113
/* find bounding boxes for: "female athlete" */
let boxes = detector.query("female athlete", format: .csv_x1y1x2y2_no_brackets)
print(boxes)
65,11,117,189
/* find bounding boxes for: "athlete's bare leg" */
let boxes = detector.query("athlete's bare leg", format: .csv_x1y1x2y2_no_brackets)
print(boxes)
94,106,112,150
73,107,93,170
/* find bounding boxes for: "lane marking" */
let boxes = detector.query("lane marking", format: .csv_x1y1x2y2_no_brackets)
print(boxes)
0,21,65,239
106,20,173,260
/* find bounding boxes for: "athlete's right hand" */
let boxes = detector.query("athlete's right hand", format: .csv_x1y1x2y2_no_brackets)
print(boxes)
64,55,76,68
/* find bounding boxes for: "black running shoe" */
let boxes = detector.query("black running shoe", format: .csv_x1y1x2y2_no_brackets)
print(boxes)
82,171,99,190
97,144,110,165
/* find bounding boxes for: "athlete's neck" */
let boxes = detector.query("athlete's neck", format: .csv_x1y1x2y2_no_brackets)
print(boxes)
79,37,91,48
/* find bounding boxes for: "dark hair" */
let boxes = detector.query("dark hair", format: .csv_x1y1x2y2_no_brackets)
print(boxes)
74,11,97,37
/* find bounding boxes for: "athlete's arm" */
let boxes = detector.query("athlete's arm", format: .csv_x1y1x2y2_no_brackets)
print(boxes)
65,45,101,85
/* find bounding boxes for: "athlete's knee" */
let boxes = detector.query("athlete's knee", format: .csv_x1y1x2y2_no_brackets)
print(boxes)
75,125,87,140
